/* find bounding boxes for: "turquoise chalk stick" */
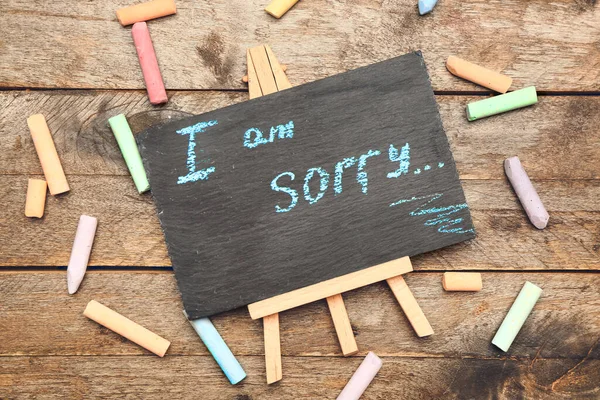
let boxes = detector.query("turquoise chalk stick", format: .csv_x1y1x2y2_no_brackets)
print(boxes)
108,114,150,193
492,281,542,352
188,317,247,384
418,0,438,15
466,86,538,121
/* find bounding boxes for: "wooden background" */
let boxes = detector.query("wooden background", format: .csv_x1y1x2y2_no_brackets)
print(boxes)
0,0,598,398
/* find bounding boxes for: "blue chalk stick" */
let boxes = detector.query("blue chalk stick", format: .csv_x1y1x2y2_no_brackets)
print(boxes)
418,0,438,15
188,317,246,384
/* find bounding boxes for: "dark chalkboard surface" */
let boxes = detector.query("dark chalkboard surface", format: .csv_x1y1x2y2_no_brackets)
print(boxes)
138,52,475,320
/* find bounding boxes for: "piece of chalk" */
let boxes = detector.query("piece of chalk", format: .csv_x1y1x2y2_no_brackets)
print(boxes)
108,114,150,193
25,179,47,218
446,56,512,93
116,0,176,26
466,86,537,121
84,300,170,356
492,281,542,352
337,352,382,400
418,0,438,15
442,272,482,291
67,215,98,294
27,114,70,195
265,0,300,18
132,22,168,105
504,156,549,229
187,315,247,385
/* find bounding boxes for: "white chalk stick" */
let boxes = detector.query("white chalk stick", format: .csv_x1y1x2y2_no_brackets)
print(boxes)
504,156,549,229
337,352,382,400
67,215,98,294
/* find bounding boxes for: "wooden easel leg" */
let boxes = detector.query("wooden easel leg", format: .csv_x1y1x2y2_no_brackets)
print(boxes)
386,275,434,337
263,313,282,384
326,294,359,356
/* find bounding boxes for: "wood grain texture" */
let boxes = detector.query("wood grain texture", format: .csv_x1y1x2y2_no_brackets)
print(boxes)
1,355,598,399
1,271,597,359
1,91,599,180
0,0,599,91
1,176,598,269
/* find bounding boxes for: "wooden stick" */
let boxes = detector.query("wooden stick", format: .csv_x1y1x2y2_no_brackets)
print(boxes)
386,275,433,337
248,257,413,319
326,294,358,356
246,49,262,99
265,45,292,91
263,313,282,384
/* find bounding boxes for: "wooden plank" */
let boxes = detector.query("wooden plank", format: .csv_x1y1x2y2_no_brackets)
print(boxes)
1,272,598,359
1,1,599,91
386,276,433,337
326,294,358,356
1,92,599,181
248,257,413,319
263,314,283,384
1,175,598,269
1,355,598,399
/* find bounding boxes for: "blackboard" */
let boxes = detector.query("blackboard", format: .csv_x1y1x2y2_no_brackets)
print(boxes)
138,52,476,320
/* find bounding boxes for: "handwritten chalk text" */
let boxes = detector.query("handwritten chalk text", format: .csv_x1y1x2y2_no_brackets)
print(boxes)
244,121,294,149
176,120,218,185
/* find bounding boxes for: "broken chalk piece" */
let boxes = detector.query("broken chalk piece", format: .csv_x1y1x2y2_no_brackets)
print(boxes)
337,352,382,400
108,114,150,193
492,281,542,352
504,156,549,229
27,114,70,195
187,315,247,385
116,0,176,26
442,272,482,291
418,0,438,15
84,300,171,356
25,179,47,218
466,86,537,121
132,22,168,105
67,215,98,294
446,56,512,93
265,0,300,18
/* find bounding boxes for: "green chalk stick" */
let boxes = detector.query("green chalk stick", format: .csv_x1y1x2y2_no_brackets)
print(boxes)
108,114,150,193
466,86,537,121
492,281,542,352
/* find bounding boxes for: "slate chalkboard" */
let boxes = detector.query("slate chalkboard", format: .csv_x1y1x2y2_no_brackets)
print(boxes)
138,52,475,320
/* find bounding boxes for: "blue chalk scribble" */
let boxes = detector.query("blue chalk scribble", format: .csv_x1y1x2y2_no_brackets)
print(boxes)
438,162,445,168
244,121,294,149
387,143,410,178
390,193,474,234
424,165,431,171
413,168,421,175
176,120,218,185
334,157,357,195
304,167,330,204
271,172,298,213
357,149,381,194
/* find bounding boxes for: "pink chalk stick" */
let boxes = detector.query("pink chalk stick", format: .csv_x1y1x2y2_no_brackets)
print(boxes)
132,22,168,105
337,352,382,400
67,215,98,294
504,156,549,229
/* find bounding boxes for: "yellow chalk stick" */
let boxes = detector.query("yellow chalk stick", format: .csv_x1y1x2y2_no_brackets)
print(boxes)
265,0,299,18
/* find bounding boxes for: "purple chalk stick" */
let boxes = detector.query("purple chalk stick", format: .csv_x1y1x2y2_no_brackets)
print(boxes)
67,215,98,294
504,157,549,229
337,352,382,400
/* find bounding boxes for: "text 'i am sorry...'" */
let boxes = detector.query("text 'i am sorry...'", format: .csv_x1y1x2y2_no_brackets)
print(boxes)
175,119,445,213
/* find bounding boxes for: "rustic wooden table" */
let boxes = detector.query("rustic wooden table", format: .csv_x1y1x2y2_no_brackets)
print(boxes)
1,0,599,399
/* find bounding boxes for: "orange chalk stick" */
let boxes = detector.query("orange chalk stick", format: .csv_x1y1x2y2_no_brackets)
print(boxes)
83,300,171,357
25,179,47,218
442,272,482,291
116,0,177,26
27,115,70,195
446,56,512,93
